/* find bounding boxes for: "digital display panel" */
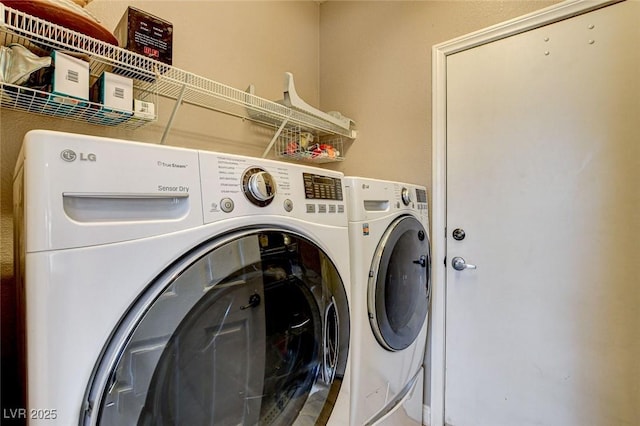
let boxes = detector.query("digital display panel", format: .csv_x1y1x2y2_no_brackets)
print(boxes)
303,173,343,200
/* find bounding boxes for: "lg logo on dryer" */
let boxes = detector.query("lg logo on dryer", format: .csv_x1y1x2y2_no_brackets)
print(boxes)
61,149,96,162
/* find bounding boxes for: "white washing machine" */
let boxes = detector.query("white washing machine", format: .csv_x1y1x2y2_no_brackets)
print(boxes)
345,177,431,426
13,130,352,425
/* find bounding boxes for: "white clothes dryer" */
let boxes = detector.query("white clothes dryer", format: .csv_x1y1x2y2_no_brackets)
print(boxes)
345,177,431,426
13,130,352,425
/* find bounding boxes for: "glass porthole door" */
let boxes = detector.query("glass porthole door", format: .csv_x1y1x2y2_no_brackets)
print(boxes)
368,216,431,351
82,230,349,426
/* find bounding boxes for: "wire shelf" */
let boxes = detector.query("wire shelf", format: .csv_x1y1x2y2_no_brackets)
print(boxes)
0,5,160,84
0,3,355,163
275,127,344,164
152,66,355,138
1,4,158,127
0,4,355,154
0,83,150,129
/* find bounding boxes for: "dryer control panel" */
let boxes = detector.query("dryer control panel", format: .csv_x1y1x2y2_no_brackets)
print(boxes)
199,151,347,227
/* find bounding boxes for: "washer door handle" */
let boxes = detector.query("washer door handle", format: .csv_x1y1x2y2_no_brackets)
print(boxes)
413,255,427,268
240,293,261,310
452,257,477,271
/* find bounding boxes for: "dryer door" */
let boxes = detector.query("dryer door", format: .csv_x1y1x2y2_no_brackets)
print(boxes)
82,229,349,426
368,216,431,351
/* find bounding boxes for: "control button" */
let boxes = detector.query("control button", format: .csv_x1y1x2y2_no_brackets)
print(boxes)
283,199,293,212
220,198,234,213
306,204,316,213
318,204,327,213
337,205,345,213
328,204,336,213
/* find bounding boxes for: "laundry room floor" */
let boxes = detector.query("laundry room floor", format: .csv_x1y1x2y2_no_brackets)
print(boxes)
377,409,422,426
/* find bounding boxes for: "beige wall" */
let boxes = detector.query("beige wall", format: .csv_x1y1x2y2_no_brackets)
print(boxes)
320,0,559,189
0,0,558,414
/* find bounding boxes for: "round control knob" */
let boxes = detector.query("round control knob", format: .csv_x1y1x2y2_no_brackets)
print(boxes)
248,172,274,201
242,167,276,207
401,187,412,206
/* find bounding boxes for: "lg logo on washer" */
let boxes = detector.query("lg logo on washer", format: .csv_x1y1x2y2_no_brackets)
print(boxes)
60,149,96,162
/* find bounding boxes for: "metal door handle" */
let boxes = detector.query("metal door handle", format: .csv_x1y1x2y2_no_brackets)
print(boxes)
413,255,427,268
240,293,261,310
452,257,476,271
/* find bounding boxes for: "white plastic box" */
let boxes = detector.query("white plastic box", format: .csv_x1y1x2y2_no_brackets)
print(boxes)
51,51,89,100
86,71,134,125
92,71,133,113
133,99,155,119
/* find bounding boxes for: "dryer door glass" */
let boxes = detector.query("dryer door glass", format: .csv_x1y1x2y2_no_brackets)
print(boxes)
82,230,349,426
369,216,431,351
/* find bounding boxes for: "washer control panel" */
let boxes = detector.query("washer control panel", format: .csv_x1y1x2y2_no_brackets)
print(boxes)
303,173,343,201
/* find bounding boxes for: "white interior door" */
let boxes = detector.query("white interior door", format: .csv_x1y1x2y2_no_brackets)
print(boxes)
444,2,639,425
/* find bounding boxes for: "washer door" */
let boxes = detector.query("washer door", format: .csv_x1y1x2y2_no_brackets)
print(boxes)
368,215,430,351
82,229,349,426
